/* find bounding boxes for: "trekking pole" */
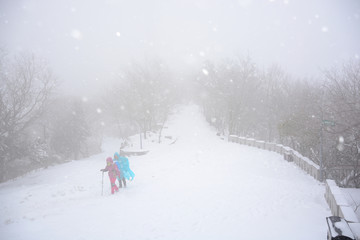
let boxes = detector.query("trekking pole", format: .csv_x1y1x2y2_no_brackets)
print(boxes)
101,171,104,196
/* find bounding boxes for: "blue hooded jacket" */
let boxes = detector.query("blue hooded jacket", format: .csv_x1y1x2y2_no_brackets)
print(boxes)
114,152,135,181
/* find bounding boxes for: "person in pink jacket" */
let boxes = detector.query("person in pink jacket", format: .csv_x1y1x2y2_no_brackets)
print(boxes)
100,157,121,194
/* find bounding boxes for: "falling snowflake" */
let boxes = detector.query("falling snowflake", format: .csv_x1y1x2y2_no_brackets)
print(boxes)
71,29,82,40
96,108,102,114
337,136,345,151
82,97,88,103
202,69,209,75
116,32,121,37
100,122,105,126
321,26,328,33
211,117,217,123
355,54,359,59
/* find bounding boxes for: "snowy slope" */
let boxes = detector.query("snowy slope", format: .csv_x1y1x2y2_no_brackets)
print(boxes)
0,105,330,240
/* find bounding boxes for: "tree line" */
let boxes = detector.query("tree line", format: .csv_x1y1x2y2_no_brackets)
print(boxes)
0,51,179,182
194,56,360,187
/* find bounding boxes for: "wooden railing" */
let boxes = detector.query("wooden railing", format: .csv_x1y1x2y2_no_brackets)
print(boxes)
228,135,321,181
228,134,360,237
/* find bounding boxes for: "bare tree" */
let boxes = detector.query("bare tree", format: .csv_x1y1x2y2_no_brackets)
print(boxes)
49,97,90,160
323,60,360,187
103,60,177,144
259,64,292,142
0,52,56,181
197,56,261,137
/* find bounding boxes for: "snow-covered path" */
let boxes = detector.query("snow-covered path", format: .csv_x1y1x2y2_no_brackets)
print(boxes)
0,105,330,240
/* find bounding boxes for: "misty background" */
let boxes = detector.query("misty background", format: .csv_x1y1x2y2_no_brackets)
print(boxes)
1,0,359,95
1,0,360,187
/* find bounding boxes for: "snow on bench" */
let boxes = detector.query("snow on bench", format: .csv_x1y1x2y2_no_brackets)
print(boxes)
120,148,150,156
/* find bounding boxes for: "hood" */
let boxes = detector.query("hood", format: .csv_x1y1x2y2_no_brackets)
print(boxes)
106,157,113,164
114,152,120,160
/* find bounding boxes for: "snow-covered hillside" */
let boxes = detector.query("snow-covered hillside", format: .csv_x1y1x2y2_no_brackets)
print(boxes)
0,105,330,240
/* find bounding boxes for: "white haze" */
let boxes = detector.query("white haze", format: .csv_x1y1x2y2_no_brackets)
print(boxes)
0,0,359,95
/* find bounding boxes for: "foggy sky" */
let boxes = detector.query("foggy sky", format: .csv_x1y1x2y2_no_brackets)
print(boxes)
1,0,359,95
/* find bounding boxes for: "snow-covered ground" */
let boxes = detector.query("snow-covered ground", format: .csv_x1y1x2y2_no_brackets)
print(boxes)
0,105,331,240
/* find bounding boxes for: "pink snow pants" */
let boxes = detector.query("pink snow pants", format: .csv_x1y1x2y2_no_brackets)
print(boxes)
110,176,119,194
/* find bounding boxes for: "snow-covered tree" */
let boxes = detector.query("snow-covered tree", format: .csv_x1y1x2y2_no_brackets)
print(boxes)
29,137,50,166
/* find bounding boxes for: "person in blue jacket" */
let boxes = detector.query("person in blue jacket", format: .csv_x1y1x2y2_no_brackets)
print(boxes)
113,152,135,188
